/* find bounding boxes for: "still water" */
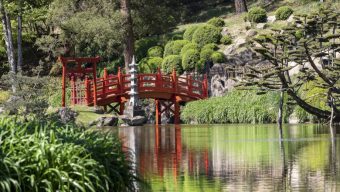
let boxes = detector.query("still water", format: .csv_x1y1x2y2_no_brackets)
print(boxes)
118,124,340,191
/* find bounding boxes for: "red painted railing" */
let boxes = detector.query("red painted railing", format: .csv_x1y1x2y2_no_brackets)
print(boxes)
83,68,208,106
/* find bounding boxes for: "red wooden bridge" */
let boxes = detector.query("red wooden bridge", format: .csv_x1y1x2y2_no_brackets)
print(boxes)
60,57,208,124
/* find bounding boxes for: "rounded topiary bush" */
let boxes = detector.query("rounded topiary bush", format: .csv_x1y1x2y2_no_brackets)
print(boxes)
200,48,214,62
220,35,232,45
192,24,221,48
207,17,225,27
211,52,225,63
163,40,190,57
180,43,199,56
248,7,267,23
162,55,183,74
182,49,200,71
147,46,163,57
202,43,218,51
275,6,293,20
139,57,163,73
183,25,200,41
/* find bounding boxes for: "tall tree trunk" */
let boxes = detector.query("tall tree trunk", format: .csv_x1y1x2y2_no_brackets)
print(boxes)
278,87,284,136
120,0,134,71
0,0,16,73
235,0,248,14
0,0,16,92
17,3,23,73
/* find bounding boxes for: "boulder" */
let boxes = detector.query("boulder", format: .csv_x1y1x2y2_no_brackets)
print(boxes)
287,14,295,23
256,23,267,29
246,29,258,37
221,27,230,36
210,75,229,97
267,15,276,23
57,107,78,123
288,61,301,76
93,106,105,114
120,115,146,126
91,116,118,127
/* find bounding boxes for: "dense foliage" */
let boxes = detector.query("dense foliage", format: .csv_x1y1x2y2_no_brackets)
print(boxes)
182,49,200,71
275,6,293,20
0,118,137,192
211,52,225,63
147,46,163,57
239,5,340,122
192,24,221,48
247,7,267,23
163,40,190,57
161,55,182,74
220,35,232,45
182,90,289,124
183,25,200,41
207,17,225,27
180,43,199,56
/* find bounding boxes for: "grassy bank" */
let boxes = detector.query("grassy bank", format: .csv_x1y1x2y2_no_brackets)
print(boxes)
0,118,138,192
181,90,289,124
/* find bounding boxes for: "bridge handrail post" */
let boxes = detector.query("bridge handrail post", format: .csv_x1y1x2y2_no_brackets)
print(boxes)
84,76,90,105
92,61,98,107
117,67,123,94
203,74,208,98
103,68,108,98
188,74,192,95
171,69,177,93
71,75,76,105
156,68,162,89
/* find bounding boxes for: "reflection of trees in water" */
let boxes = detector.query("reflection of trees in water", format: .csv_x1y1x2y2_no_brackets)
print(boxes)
119,125,339,191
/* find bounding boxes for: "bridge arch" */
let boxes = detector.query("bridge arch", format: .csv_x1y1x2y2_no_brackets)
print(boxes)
60,56,208,124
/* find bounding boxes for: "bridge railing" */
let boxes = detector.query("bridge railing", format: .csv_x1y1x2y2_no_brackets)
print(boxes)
85,68,208,106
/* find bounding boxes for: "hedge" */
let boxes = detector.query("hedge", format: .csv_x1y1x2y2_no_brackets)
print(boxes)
163,40,190,57
192,24,221,48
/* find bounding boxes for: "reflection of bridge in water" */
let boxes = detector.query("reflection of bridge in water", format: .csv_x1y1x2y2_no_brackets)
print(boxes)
119,125,339,191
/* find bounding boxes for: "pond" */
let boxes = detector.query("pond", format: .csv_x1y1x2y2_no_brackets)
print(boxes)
118,124,340,191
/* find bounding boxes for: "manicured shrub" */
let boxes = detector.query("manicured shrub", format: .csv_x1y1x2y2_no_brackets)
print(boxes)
220,35,232,45
200,48,214,62
202,43,218,51
163,40,190,57
182,49,200,71
183,25,200,41
180,42,199,56
247,7,267,23
148,57,163,72
192,24,221,48
211,51,225,63
139,57,163,73
275,6,293,20
207,17,225,27
147,46,163,57
162,55,183,74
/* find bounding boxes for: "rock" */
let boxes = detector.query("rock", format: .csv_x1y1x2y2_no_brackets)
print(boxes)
57,107,78,123
221,27,230,36
246,29,258,37
210,75,229,97
267,15,276,23
224,38,247,55
93,106,105,114
0,107,4,114
256,23,267,29
235,38,247,47
120,115,146,126
245,22,252,28
288,61,301,76
287,14,295,23
93,116,118,127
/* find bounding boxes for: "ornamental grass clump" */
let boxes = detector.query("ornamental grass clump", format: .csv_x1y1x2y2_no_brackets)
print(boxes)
181,90,289,124
0,118,138,192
